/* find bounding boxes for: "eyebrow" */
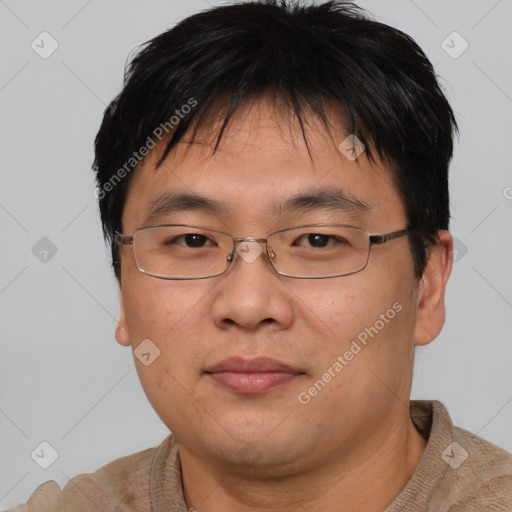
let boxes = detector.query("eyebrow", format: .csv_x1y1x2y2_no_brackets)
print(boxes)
277,187,369,217
142,187,369,225
143,192,230,225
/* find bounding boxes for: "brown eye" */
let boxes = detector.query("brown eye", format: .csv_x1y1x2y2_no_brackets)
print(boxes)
166,234,213,248
294,234,347,248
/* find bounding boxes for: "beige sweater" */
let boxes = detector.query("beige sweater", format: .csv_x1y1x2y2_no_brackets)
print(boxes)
9,401,512,511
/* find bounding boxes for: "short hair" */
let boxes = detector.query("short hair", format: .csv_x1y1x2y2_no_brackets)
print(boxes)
94,0,457,279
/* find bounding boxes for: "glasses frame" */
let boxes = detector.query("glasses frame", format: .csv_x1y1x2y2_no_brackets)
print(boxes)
115,223,417,280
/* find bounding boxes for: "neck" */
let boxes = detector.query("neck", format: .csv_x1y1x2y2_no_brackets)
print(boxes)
179,413,426,512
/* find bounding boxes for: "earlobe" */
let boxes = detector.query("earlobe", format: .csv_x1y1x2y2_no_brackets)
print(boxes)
413,230,453,347
115,297,131,347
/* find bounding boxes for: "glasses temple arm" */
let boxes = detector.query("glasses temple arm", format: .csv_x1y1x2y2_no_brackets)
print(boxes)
115,233,134,246
369,228,418,246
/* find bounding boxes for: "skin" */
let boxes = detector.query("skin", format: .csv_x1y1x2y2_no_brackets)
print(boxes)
115,97,453,512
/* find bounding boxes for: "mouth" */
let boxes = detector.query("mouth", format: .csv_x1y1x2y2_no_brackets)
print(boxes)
205,357,305,394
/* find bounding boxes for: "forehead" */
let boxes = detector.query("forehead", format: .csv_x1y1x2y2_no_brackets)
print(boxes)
122,98,404,231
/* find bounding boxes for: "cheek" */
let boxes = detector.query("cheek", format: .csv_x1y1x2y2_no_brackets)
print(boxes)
123,274,211,340
121,278,214,421
121,276,217,393
294,277,380,343
300,275,413,371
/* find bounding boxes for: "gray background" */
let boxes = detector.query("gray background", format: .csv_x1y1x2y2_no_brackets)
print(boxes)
1,0,511,508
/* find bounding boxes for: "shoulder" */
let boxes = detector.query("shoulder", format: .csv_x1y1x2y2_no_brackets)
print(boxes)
418,400,512,511
446,425,512,510
8,436,175,512
389,400,512,512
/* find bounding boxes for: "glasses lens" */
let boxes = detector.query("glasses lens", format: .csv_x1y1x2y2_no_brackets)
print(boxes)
133,225,232,279
268,225,370,278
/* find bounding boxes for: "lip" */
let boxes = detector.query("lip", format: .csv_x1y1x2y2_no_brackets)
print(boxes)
205,357,304,394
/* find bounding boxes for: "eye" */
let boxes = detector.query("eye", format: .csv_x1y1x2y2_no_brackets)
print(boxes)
294,233,346,248
167,233,215,248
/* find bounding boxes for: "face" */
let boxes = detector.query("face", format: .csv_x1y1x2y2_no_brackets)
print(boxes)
116,98,448,475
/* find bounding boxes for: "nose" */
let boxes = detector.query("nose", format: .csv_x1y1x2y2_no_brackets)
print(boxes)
211,238,294,331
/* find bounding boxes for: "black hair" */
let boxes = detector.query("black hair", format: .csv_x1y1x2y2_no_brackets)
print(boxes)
94,0,457,279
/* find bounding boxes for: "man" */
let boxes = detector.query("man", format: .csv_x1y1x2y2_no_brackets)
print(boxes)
11,1,511,510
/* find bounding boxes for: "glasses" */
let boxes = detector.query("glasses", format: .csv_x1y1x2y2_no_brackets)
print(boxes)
115,223,415,280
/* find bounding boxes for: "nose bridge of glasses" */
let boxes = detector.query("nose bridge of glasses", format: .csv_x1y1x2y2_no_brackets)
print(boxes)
231,237,275,265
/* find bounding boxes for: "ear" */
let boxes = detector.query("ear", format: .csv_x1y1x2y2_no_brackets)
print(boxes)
413,230,453,346
115,296,131,347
